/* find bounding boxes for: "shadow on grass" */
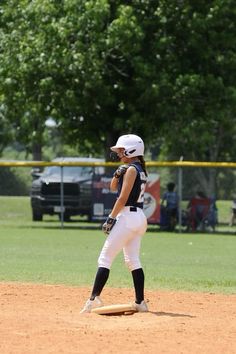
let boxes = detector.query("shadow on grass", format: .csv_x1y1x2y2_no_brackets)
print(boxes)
147,225,236,236
11,221,236,235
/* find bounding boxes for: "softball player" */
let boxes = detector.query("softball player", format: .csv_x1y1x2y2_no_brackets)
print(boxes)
80,134,148,313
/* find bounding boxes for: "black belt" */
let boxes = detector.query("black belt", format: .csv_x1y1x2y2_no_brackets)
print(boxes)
130,207,137,212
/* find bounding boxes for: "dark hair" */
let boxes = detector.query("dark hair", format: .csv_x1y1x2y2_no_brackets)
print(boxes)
138,156,148,177
196,190,207,198
167,182,175,192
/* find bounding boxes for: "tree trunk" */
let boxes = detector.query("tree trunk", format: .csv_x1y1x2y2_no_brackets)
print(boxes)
32,141,42,161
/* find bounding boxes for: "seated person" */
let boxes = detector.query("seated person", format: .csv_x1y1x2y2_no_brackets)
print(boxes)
187,191,211,231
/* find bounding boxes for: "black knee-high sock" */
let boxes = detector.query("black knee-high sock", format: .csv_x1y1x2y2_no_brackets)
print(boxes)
90,267,110,300
132,268,145,304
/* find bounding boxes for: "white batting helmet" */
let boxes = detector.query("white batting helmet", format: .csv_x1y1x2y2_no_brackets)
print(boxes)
110,134,144,158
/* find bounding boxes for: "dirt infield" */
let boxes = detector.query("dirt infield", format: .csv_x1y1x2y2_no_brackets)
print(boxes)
0,283,235,354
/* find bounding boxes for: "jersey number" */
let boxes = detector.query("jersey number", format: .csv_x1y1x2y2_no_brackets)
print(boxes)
137,182,146,203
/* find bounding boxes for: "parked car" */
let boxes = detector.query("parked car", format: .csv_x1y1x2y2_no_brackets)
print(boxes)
30,157,104,221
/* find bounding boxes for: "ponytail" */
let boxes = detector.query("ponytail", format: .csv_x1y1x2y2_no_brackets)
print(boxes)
138,156,148,177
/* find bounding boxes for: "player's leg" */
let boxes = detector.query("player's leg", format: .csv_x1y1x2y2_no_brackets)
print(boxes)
122,209,148,311
123,236,148,312
90,267,110,300
98,212,135,269
93,208,147,296
87,215,134,301
123,236,143,301
80,215,135,313
81,209,147,313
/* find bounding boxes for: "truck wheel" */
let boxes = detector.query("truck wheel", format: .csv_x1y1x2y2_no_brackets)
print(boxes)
32,209,43,221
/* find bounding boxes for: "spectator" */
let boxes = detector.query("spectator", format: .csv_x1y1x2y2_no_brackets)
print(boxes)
186,191,207,230
161,182,179,231
186,191,217,232
229,199,236,227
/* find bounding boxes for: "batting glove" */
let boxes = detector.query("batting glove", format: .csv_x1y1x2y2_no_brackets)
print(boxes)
102,215,116,235
113,165,128,179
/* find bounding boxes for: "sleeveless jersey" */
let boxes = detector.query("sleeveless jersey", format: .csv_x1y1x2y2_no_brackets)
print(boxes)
117,162,147,209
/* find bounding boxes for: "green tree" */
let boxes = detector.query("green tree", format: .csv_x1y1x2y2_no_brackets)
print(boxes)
154,0,236,195
0,0,164,159
0,0,55,159
155,1,236,160
0,0,236,175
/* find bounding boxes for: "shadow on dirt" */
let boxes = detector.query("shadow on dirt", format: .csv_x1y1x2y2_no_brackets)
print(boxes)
151,311,196,318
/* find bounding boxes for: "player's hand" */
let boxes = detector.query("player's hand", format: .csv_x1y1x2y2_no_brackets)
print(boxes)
113,165,128,179
102,216,116,235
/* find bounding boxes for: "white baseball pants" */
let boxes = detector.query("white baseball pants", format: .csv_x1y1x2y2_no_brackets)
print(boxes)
98,207,147,271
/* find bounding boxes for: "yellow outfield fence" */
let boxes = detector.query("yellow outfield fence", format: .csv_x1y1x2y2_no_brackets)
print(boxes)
0,160,236,168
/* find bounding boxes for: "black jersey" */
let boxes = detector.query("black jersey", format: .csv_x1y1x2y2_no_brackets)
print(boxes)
117,161,147,209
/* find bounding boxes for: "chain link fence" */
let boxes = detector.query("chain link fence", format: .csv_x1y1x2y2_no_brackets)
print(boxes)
0,160,236,233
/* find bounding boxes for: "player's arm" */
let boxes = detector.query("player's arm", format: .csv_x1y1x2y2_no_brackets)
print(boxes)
109,166,137,218
110,175,119,192
102,167,136,235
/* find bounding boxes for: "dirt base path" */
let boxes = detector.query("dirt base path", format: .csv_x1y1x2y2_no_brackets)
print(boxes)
0,283,235,354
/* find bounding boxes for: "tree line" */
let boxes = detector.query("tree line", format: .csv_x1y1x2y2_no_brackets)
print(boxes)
1,0,236,196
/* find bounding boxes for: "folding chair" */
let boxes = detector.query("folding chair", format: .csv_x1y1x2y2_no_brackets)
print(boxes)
188,197,211,231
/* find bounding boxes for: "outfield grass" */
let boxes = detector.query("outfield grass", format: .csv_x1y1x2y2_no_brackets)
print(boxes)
0,196,234,227
0,197,235,293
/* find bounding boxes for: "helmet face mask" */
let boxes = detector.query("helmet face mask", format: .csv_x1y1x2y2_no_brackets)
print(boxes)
110,134,144,158
110,151,120,162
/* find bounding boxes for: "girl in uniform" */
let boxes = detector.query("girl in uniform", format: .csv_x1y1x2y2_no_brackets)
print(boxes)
80,134,148,313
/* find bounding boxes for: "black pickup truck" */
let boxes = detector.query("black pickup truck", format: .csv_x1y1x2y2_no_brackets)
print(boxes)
30,157,104,221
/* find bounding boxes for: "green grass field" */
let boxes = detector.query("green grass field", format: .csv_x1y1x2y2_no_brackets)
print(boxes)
0,197,235,294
